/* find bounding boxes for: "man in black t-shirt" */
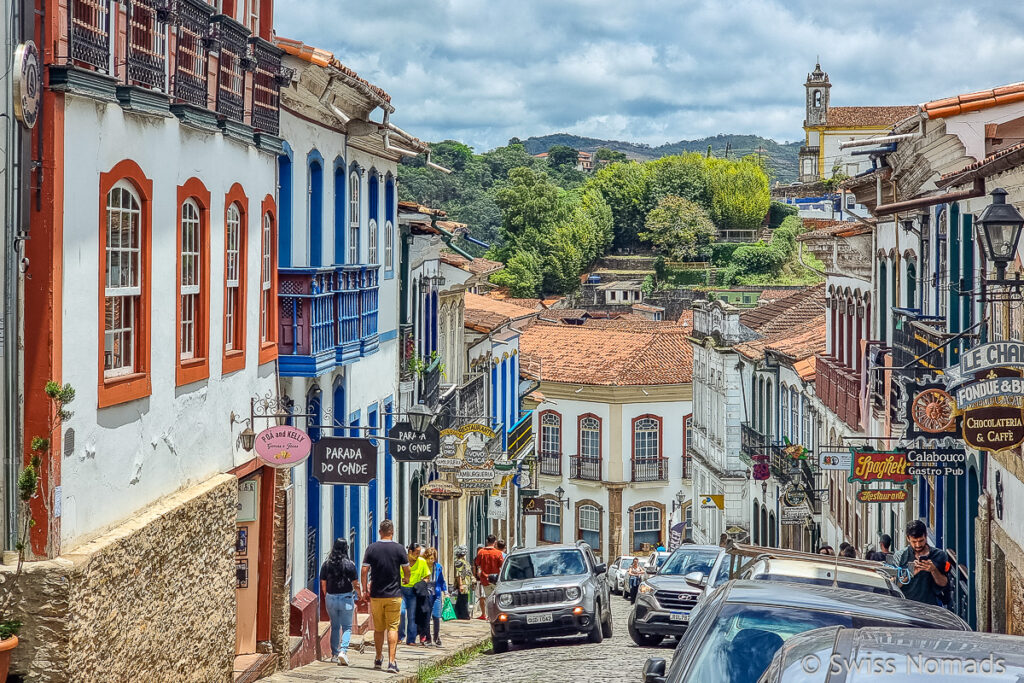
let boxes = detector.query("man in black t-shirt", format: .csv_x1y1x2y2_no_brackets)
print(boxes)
361,520,410,673
894,520,949,605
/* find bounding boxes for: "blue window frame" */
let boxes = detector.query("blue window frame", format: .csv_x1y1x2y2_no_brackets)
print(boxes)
333,158,346,266
278,144,293,267
384,175,395,278
308,150,324,267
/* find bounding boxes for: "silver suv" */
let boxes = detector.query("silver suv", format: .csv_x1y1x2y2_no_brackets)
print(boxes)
484,542,613,652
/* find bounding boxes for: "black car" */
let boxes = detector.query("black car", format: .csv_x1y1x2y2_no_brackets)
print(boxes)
628,545,723,646
641,580,969,683
760,627,1024,682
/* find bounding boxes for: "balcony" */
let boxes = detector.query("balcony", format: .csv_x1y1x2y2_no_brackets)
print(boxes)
816,354,861,431
171,0,214,108
249,37,283,135
278,265,380,377
569,455,601,482
632,457,668,482
211,14,249,123
69,0,113,72
509,411,534,461
891,309,954,376
124,0,169,90
419,358,441,410
539,452,561,476
740,422,768,465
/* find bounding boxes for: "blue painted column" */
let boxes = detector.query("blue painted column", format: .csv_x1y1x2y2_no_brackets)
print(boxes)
349,411,362,564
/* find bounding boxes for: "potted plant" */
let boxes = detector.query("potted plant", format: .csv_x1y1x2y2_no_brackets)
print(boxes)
0,381,74,681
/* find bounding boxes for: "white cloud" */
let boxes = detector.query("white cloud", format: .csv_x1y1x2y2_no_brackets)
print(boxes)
273,0,1024,151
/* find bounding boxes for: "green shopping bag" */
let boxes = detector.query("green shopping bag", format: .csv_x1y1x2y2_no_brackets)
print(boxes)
441,596,457,621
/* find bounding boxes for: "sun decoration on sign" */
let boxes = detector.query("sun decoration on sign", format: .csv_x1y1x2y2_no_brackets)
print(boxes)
911,388,956,433
782,437,808,460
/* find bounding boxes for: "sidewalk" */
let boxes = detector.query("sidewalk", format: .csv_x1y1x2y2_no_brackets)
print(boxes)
262,619,492,683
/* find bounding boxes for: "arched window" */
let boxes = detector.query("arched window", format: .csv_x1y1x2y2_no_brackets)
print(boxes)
224,202,242,351
814,90,822,107
261,212,273,344
348,170,360,263
780,384,789,438
308,158,323,267
906,259,917,308
632,415,663,481
180,199,201,361
540,411,561,475
790,387,799,443
633,506,661,551
384,220,394,271
368,219,379,264
541,499,561,543
578,504,600,550
105,181,143,378
878,259,888,344
683,414,692,479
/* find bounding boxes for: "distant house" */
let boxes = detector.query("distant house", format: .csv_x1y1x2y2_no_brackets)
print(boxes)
533,150,594,172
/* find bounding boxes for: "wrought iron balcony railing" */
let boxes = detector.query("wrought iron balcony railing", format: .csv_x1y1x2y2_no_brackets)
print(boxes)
539,451,561,476
249,37,283,134
125,0,169,90
211,14,249,122
632,457,667,482
171,0,214,107
70,0,113,72
569,454,601,482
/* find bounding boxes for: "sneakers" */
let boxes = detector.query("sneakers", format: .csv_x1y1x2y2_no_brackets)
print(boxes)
434,637,442,648
328,655,339,663
387,661,400,673
374,659,383,670
337,653,349,666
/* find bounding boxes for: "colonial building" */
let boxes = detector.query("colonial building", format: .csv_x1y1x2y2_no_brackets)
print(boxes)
520,321,693,562
798,62,916,183
9,0,289,679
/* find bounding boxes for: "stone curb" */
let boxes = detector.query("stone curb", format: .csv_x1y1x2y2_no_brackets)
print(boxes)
398,635,492,683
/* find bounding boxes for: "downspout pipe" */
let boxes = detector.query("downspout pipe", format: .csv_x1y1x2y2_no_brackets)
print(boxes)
431,217,474,259
874,178,985,216
839,133,921,150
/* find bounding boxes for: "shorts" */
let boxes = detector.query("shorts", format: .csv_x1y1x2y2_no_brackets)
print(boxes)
479,583,496,598
370,597,402,632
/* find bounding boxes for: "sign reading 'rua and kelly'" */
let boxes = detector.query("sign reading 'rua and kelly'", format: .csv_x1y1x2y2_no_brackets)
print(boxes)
255,426,311,468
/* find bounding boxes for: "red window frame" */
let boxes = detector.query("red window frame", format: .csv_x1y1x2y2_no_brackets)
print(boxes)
258,194,278,365
176,178,212,386
97,160,153,408
577,413,602,460
222,183,248,375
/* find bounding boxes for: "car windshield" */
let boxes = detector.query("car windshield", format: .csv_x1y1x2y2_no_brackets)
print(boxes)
753,573,899,596
501,549,587,580
660,549,720,576
685,603,919,683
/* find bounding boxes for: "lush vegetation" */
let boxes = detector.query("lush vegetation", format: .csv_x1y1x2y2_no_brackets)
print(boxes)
715,216,825,286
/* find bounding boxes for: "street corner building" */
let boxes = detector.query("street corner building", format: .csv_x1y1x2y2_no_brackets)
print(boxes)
2,0,291,679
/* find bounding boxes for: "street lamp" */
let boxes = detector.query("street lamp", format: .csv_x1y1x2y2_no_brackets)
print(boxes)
406,403,434,434
977,188,1024,283
238,426,256,452
554,485,569,508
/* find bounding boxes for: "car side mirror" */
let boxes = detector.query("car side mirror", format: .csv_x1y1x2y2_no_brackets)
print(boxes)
487,573,499,584
594,563,607,575
643,658,667,683
684,571,707,589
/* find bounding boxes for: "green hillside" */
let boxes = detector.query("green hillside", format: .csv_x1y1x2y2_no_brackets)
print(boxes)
522,133,801,183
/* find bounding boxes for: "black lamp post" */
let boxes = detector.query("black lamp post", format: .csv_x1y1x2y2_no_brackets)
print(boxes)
977,188,1024,284
554,485,569,508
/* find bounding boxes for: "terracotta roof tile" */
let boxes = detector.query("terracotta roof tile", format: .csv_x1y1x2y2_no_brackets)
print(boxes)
275,37,393,104
440,251,504,276
739,284,826,337
937,140,1024,187
922,82,1024,119
826,106,918,128
519,325,693,386
735,316,827,373
464,292,538,332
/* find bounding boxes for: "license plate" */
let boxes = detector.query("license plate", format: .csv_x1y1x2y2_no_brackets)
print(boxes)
526,612,553,625
669,612,687,622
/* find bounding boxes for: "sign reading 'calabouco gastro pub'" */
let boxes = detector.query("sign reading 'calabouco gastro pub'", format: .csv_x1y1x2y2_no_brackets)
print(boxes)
255,426,312,468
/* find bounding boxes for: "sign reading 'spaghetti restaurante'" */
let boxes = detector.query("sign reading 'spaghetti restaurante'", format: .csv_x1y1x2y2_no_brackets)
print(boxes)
849,450,912,485
857,489,908,504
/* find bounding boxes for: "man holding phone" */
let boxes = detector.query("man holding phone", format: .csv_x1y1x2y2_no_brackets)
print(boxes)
893,520,949,605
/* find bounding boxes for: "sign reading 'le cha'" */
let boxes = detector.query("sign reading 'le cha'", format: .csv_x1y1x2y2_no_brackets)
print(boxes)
255,426,311,468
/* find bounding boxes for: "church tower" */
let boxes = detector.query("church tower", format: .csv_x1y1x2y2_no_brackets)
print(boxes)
804,61,831,127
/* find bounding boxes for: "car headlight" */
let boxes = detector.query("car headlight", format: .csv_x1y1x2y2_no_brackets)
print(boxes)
497,593,513,608
638,582,654,594
565,586,582,601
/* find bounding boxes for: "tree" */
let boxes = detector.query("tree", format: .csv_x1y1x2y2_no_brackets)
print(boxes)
546,145,579,169
705,156,770,231
489,249,543,297
585,161,652,250
482,143,537,184
648,154,713,211
640,196,717,261
595,147,627,163
492,167,562,250
430,140,475,173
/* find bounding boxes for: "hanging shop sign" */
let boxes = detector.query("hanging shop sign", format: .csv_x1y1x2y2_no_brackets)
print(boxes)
254,425,312,468
849,450,912,485
521,496,545,515
388,422,440,462
312,437,377,485
781,504,811,524
420,480,463,502
909,387,958,434
434,457,463,473
751,454,770,481
700,495,724,510
904,448,967,477
457,468,496,487
958,341,1024,377
488,495,507,519
954,374,1024,412
961,405,1024,452
856,489,908,504
818,450,852,471
782,486,807,508
13,42,41,129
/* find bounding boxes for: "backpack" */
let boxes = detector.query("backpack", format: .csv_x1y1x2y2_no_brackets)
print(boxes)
894,547,953,606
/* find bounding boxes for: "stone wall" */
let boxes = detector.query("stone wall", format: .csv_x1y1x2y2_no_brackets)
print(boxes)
1,474,237,682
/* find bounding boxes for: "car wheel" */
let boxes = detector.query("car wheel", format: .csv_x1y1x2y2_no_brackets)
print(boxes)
587,607,604,644
492,637,509,654
601,606,613,638
627,613,664,647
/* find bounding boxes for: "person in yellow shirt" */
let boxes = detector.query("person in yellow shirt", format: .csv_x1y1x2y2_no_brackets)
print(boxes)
399,544,430,644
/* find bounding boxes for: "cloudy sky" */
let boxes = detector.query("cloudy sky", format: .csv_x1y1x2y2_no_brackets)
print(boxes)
274,0,1024,152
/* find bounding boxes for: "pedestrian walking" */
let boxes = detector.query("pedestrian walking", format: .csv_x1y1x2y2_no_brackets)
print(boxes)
320,538,361,666
495,539,507,560
452,545,473,620
892,520,951,605
423,548,448,646
473,535,504,620
360,520,411,674
878,533,893,556
839,544,857,559
400,543,431,644
626,557,645,603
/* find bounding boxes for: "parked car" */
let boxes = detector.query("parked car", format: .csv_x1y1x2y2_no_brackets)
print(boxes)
640,580,968,683
738,557,903,597
628,545,723,646
644,550,673,576
607,555,636,595
485,543,613,653
760,627,1024,682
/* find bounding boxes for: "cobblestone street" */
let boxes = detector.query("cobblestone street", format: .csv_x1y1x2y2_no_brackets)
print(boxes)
439,593,676,682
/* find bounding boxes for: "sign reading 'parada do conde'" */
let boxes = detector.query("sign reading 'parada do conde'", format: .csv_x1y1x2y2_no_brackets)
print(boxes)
255,426,312,468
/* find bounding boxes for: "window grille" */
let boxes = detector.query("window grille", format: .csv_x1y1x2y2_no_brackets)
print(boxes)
104,183,142,377
70,0,112,72
172,0,212,107
126,0,168,90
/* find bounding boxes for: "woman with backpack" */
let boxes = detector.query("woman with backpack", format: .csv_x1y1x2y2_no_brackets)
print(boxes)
422,548,449,646
320,538,361,666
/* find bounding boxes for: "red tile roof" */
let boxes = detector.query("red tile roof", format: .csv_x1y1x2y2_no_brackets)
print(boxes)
464,293,538,333
922,82,1024,119
275,37,393,104
937,140,1024,188
739,284,826,337
519,325,693,386
440,251,504,276
735,316,827,380
826,106,918,128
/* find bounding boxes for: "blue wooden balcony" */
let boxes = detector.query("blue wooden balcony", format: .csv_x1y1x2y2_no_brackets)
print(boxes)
278,265,380,377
